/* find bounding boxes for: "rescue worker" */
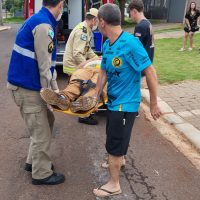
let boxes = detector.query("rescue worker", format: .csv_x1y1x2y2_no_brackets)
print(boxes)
63,8,100,125
7,0,65,185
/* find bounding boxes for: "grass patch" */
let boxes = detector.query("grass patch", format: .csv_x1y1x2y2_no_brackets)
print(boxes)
154,34,200,84
3,17,24,24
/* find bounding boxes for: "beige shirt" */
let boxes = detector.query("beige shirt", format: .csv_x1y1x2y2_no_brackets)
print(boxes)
63,21,98,74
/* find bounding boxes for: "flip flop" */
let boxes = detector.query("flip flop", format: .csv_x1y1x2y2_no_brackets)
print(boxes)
93,186,122,197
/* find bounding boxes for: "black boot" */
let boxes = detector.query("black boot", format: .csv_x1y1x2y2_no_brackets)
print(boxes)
32,172,65,185
78,115,98,125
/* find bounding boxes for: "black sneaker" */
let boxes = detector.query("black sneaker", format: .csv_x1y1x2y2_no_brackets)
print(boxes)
32,172,65,185
78,115,98,125
24,163,54,172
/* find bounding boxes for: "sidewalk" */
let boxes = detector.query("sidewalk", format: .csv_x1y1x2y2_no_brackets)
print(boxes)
0,26,11,32
142,80,200,151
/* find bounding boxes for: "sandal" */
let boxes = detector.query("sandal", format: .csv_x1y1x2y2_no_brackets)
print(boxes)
93,186,122,197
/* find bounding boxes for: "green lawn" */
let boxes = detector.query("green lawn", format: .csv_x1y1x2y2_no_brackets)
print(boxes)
3,17,24,24
154,34,200,84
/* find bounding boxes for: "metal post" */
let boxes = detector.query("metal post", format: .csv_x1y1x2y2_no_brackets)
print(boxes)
0,0,3,26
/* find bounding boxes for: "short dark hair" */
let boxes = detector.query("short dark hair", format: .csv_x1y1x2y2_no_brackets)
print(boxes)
85,14,96,20
128,0,144,13
98,4,121,26
43,0,63,7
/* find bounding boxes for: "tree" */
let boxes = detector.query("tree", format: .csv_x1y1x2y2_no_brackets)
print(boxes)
0,0,3,25
118,0,126,24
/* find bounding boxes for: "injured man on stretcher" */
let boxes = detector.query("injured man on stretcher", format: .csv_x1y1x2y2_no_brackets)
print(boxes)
40,67,106,113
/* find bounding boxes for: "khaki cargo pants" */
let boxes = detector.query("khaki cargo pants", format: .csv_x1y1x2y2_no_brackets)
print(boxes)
8,84,54,179
61,68,102,101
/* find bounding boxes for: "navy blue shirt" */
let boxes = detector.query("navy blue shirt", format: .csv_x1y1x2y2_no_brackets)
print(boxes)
134,19,154,62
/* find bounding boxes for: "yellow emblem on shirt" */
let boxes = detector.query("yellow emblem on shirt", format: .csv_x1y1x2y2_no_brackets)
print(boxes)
48,42,54,53
112,57,122,68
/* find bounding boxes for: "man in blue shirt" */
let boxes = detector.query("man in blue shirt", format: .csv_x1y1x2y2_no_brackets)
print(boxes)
93,3,161,198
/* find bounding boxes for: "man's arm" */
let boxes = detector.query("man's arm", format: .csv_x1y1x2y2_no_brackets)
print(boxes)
33,24,58,90
86,47,98,60
143,65,162,120
95,69,107,99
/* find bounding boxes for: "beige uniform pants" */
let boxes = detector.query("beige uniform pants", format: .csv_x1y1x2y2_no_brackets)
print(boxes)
61,68,99,101
8,85,54,179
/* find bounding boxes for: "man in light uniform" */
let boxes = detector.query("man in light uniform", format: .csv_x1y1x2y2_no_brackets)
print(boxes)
63,8,100,125
7,0,65,185
63,8,99,75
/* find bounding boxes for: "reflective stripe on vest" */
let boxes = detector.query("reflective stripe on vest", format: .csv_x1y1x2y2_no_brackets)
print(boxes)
52,60,56,67
13,44,36,60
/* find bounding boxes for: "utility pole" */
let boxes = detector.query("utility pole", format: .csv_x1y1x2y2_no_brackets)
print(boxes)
0,0,3,26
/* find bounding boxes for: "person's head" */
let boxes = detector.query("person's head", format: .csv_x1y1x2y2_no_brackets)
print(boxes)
85,8,99,30
188,2,197,13
43,0,65,21
128,0,144,23
98,3,121,36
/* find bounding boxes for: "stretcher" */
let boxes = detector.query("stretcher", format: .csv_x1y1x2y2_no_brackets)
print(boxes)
53,96,107,118
53,59,106,117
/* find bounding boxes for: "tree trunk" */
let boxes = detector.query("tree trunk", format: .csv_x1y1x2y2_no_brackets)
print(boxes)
119,0,125,25
0,0,3,26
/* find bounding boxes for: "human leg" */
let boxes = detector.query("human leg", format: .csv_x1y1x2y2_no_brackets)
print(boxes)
11,87,65,184
189,32,194,50
93,111,136,197
180,31,188,51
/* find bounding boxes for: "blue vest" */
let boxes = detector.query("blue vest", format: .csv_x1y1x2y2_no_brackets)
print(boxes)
7,7,57,91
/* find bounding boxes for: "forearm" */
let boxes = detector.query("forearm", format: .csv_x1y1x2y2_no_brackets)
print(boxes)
185,19,191,28
95,69,107,98
144,66,158,105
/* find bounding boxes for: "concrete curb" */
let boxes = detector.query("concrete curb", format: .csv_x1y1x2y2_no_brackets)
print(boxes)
141,88,200,150
0,26,11,32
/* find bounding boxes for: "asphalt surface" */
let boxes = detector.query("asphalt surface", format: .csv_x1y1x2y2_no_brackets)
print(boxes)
1,24,200,200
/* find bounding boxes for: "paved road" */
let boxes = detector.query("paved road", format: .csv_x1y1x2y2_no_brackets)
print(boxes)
1,24,200,200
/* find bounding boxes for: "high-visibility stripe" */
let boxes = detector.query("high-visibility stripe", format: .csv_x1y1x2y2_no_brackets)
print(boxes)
119,104,122,111
63,66,76,75
13,44,36,59
52,60,56,67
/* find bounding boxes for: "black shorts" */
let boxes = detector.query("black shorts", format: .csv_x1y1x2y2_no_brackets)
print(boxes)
106,110,137,156
184,26,199,33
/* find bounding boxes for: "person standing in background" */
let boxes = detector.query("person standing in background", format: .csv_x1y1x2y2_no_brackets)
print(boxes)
129,0,155,63
179,1,200,51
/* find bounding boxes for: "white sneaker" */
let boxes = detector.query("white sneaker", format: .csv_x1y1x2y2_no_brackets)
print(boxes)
188,47,193,51
179,48,185,51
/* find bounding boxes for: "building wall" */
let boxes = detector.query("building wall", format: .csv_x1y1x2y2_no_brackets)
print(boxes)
167,0,187,23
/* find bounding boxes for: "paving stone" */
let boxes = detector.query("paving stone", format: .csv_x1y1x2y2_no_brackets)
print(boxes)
141,89,161,103
175,123,200,150
158,101,174,114
190,109,200,115
163,113,184,125
177,111,193,118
